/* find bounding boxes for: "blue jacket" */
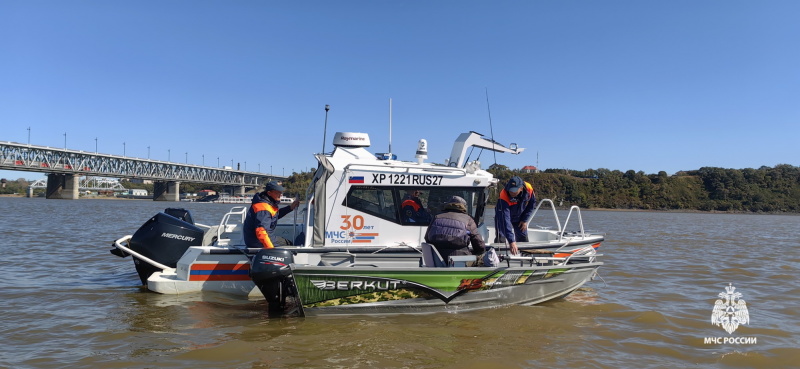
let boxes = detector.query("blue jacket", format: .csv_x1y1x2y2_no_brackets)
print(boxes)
495,180,535,243
243,192,293,248
401,194,431,224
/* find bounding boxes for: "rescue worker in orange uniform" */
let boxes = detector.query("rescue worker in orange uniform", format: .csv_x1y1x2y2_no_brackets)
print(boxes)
495,176,535,255
243,181,299,248
401,188,432,224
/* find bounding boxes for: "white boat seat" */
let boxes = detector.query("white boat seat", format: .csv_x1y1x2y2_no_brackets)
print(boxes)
201,225,220,246
421,243,446,267
449,255,477,267
219,225,245,246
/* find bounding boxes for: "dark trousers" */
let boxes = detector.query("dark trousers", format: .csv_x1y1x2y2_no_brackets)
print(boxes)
494,226,528,244
271,235,293,246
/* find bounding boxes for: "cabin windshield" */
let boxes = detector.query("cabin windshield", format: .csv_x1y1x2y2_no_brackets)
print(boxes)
343,186,486,226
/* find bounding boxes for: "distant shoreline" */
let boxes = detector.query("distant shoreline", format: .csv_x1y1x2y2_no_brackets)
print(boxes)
2,193,797,214
485,204,798,215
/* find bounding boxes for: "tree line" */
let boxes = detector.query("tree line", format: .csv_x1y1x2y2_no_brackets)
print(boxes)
487,164,800,213
3,164,798,213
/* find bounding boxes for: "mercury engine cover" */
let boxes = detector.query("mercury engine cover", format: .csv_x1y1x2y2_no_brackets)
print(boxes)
128,210,204,285
250,248,299,316
164,207,194,224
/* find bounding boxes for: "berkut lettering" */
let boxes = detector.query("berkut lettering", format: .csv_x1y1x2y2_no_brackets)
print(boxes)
160,232,196,242
311,279,402,291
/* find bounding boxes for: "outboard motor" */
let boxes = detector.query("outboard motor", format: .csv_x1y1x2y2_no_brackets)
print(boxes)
114,209,204,285
250,248,300,316
164,207,194,224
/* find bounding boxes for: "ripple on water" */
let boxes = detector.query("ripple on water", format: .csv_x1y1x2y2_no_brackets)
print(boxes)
1,200,799,368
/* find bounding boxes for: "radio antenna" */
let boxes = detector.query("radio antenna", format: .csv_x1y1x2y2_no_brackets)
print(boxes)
322,104,330,154
485,88,498,165
389,98,393,155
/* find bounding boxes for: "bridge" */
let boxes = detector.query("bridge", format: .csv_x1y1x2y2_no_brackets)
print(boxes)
0,141,283,201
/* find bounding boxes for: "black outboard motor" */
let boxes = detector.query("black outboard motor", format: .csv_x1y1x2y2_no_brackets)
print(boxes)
250,248,300,316
115,209,204,285
164,207,194,224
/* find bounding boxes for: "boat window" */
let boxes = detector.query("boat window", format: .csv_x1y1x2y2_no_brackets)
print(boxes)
343,186,399,222
344,186,487,226
402,187,485,226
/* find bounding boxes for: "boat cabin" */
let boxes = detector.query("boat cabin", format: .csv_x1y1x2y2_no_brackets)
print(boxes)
300,131,523,248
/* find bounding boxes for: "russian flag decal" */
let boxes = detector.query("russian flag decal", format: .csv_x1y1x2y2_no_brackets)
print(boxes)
349,176,365,183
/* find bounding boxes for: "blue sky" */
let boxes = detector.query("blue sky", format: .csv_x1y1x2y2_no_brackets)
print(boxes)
2,1,798,181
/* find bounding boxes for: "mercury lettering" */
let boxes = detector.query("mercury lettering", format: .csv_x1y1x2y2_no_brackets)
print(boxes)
160,232,196,242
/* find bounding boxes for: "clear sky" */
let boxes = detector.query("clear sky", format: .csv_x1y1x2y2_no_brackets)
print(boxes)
2,1,798,181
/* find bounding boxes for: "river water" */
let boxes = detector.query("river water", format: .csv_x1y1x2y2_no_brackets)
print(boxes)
0,197,798,368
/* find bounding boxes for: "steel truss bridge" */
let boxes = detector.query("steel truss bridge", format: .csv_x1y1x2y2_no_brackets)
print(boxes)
1,141,283,200
28,177,127,191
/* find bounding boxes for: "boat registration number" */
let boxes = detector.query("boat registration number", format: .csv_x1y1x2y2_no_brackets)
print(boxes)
371,173,443,185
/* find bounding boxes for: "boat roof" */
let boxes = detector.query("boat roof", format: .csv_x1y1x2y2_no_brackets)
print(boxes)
319,130,524,180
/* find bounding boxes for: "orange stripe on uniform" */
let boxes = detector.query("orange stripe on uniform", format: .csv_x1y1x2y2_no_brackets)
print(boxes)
252,202,278,216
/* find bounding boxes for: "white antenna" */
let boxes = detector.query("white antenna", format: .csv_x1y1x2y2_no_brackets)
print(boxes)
388,98,393,155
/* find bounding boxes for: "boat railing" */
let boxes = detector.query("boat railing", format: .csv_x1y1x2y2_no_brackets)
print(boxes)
215,206,248,244
528,199,588,241
113,235,174,272
561,205,587,240
506,248,602,267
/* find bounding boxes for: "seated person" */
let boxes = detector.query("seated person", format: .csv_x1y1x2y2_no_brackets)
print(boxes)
401,188,432,224
424,196,486,261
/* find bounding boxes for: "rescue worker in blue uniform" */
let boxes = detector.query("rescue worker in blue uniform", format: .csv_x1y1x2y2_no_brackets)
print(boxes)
425,196,485,260
243,181,299,248
401,189,432,224
495,176,535,255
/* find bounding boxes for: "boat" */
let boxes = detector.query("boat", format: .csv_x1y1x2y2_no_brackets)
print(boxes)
210,194,250,203
196,194,295,204
110,131,605,316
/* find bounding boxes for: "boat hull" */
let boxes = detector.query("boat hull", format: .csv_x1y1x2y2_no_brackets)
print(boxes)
142,236,602,298
291,262,602,316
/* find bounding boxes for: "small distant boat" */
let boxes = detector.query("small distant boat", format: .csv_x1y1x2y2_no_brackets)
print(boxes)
210,195,250,204
197,194,295,204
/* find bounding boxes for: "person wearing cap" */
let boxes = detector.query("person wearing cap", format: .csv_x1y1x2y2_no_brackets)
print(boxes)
424,195,486,260
401,188,432,224
495,176,536,255
243,181,300,248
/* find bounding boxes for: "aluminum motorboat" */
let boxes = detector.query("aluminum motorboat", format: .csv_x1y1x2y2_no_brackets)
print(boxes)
110,131,605,314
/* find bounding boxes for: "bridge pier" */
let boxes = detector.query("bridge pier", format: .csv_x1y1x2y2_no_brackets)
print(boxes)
153,181,180,201
45,174,80,200
234,185,246,196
